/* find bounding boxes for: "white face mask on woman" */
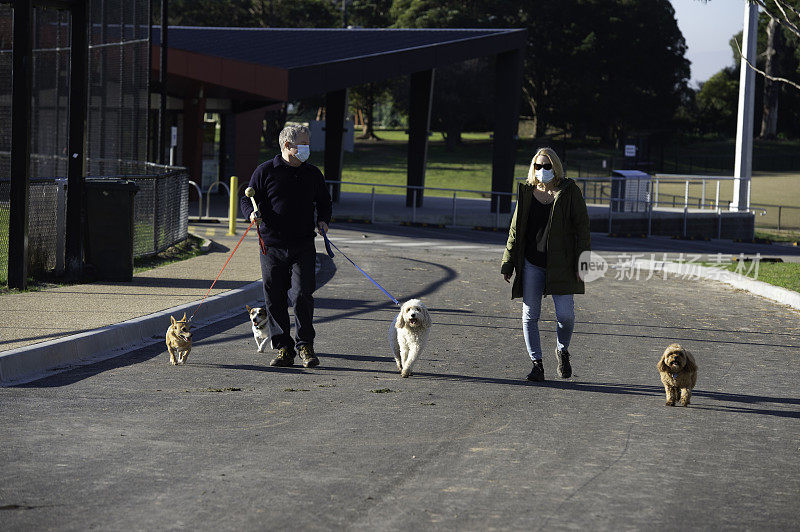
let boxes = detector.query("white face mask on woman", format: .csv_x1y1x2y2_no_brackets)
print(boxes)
535,168,555,183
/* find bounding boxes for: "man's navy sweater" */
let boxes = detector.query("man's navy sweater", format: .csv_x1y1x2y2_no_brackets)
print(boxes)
240,155,333,248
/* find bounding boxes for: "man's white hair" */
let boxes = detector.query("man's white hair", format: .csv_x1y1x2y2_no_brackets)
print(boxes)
278,124,310,148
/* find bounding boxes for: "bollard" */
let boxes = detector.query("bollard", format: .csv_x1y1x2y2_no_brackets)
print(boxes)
683,206,688,238
228,175,238,235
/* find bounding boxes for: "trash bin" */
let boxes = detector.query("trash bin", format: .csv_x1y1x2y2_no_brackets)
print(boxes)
611,170,650,213
84,179,139,281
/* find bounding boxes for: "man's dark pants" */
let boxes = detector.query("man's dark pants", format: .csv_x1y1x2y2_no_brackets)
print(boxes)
259,241,316,350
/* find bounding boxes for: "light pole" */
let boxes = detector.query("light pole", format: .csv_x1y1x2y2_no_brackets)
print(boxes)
731,1,759,212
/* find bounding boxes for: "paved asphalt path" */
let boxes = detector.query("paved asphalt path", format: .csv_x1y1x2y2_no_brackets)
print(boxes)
2,225,799,530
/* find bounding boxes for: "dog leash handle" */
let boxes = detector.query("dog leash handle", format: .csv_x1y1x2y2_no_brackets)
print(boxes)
321,229,335,258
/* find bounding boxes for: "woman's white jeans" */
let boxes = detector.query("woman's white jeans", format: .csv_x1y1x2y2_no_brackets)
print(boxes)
522,259,575,362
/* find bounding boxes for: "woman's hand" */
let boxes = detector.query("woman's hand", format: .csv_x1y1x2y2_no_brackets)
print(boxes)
503,273,512,283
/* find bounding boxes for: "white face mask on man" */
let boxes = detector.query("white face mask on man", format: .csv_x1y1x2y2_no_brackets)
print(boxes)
294,144,310,162
535,168,555,183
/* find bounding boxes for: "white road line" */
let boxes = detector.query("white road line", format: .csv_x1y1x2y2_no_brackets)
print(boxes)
437,245,491,250
332,239,397,244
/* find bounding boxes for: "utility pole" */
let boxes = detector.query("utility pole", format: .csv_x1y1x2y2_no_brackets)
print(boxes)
731,1,759,212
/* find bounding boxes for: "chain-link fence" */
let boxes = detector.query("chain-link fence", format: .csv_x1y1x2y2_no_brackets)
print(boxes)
86,0,150,177
130,168,189,257
0,0,174,286
0,167,188,278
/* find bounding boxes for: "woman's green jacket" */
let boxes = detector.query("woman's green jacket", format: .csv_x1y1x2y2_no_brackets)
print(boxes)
500,178,591,299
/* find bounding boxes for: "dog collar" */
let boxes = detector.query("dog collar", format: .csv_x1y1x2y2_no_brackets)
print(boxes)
672,373,678,379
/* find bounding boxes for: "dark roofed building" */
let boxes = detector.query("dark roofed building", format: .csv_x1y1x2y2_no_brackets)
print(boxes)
152,26,526,210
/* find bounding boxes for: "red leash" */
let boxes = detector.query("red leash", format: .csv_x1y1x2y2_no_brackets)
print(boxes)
188,220,267,322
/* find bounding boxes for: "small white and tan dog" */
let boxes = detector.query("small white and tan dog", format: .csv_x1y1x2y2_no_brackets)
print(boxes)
389,299,431,378
246,305,271,353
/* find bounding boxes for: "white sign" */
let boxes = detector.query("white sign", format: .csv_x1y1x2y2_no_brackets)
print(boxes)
171,126,178,148
624,144,636,157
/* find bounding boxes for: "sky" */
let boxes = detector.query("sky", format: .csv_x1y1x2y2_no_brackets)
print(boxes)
670,0,748,87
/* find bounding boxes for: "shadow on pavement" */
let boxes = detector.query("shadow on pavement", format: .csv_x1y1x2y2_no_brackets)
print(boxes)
0,328,96,348
313,256,459,327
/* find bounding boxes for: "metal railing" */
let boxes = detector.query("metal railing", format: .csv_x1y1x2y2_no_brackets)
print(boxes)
325,180,516,228
193,175,778,239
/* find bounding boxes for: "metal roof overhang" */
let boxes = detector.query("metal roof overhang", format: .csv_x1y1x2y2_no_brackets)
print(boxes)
152,27,527,102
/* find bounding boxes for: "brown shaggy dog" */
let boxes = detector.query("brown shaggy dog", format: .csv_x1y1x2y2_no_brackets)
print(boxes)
657,343,697,406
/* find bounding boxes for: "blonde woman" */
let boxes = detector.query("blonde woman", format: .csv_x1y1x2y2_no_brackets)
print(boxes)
501,147,591,381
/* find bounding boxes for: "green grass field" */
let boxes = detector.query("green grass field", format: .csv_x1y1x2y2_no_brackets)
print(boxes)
332,130,800,228
338,131,531,198
715,261,800,294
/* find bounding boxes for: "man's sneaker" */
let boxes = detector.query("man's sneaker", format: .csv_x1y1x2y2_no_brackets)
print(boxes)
526,359,545,382
556,348,572,379
270,346,296,367
297,345,319,368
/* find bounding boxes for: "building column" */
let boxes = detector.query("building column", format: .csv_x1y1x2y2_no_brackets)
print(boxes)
491,48,524,213
232,106,266,186
407,69,434,208
324,89,347,202
182,85,206,188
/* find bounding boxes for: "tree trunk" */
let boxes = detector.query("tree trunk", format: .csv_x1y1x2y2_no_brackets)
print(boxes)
358,85,381,140
759,17,781,139
261,104,286,152
445,128,461,150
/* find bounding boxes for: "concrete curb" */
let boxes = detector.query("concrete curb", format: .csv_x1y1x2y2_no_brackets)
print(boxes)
631,259,800,311
188,231,213,254
0,281,262,386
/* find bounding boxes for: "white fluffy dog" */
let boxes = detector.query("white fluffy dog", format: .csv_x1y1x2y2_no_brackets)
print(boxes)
389,299,431,378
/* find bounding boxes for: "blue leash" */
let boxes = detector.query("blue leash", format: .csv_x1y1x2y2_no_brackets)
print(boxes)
322,232,400,306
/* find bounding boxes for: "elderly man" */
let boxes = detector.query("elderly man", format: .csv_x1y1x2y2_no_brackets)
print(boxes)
240,124,332,368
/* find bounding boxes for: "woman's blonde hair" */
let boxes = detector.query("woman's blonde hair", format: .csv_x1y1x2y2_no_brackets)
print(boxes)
527,147,565,186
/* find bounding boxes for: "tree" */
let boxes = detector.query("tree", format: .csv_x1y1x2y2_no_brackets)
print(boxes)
349,0,394,28
168,0,253,26
727,0,800,93
760,17,784,138
347,0,395,139
696,68,740,136
248,0,339,28
390,0,502,146
514,1,690,144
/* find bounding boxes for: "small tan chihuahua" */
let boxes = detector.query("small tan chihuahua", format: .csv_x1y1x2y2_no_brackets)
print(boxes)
166,312,193,365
